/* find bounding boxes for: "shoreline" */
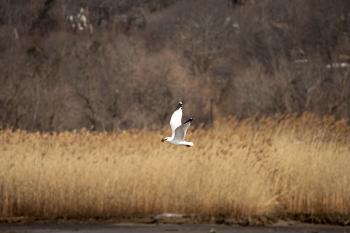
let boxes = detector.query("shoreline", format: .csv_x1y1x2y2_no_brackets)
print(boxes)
1,214,350,226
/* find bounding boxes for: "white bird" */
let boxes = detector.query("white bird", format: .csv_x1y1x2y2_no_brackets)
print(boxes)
161,101,194,147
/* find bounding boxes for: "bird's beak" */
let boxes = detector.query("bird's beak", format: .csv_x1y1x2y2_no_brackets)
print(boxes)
161,138,165,142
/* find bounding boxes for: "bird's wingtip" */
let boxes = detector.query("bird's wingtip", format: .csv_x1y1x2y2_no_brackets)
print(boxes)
183,117,193,124
175,101,183,110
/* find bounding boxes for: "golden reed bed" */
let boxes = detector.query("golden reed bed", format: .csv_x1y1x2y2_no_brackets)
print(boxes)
0,114,350,221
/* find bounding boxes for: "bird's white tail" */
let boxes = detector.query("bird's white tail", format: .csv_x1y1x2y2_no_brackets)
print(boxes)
182,141,194,147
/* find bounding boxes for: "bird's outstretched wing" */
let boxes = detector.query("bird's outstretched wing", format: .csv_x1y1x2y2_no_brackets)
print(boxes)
174,118,193,141
170,102,183,136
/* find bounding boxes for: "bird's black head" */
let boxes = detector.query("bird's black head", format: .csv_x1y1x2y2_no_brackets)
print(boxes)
175,101,183,110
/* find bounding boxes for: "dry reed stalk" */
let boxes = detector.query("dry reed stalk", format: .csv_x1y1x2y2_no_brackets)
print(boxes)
0,114,349,219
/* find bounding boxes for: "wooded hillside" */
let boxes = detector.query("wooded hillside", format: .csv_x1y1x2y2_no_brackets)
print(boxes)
1,0,349,131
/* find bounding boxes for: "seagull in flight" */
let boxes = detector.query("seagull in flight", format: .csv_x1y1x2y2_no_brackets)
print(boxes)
161,101,194,147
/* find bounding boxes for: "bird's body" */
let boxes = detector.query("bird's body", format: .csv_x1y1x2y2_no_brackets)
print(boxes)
161,101,194,147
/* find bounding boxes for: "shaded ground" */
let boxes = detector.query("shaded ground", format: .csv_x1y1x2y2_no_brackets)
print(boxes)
0,224,350,233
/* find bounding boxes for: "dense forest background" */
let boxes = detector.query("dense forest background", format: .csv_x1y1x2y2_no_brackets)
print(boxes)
0,0,349,131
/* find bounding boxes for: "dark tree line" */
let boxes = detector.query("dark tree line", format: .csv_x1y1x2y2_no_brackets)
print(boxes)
0,0,350,131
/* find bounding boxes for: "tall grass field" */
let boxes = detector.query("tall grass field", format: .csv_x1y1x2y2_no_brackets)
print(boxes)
1,114,350,222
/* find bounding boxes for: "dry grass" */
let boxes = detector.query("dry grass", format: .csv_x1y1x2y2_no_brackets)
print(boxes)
0,113,350,220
